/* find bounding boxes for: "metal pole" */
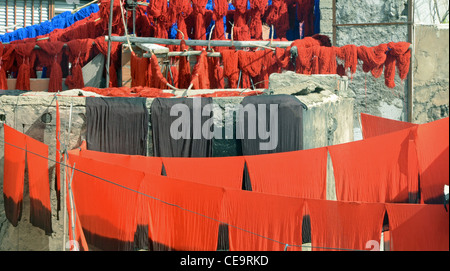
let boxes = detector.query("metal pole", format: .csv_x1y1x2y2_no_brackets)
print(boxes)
106,0,115,87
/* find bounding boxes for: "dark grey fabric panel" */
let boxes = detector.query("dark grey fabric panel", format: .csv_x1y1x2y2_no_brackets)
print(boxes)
86,97,148,155
238,94,305,155
151,97,213,157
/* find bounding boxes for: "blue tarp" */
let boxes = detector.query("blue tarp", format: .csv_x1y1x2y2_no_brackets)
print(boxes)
0,4,99,43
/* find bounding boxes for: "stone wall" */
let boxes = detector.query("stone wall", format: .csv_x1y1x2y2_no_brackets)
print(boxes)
412,24,449,124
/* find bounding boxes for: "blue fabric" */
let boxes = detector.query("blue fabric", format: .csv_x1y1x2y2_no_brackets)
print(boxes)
0,4,99,43
314,0,321,34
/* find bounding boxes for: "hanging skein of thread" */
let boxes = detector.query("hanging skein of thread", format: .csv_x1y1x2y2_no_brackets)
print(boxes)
296,0,315,37
177,40,192,89
94,36,120,87
190,50,210,89
208,55,224,89
335,44,358,79
275,47,292,72
318,46,337,75
148,53,169,89
212,0,228,40
99,0,124,36
37,41,65,92
384,41,411,88
249,0,268,40
356,44,388,79
232,0,251,41
15,42,37,91
0,43,15,90
222,49,240,88
265,0,290,38
191,0,209,50
169,0,192,50
65,39,94,89
148,0,170,39
257,49,277,89
130,52,149,87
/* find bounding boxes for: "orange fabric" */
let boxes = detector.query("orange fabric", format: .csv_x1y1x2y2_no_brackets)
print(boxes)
223,189,304,251
0,43,15,90
307,199,385,251
140,174,225,251
360,113,417,139
161,156,245,189
26,135,52,234
244,148,328,199
67,154,143,251
328,128,417,203
14,42,36,91
36,41,65,92
3,125,26,227
130,52,149,87
386,204,449,251
221,49,239,88
190,50,210,89
148,54,168,89
414,117,449,204
177,40,192,89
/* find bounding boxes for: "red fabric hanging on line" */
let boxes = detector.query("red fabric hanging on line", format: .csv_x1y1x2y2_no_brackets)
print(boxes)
257,49,277,89
14,42,36,91
161,156,245,189
386,203,449,251
328,128,418,203
3,125,26,227
244,148,328,199
221,49,240,88
141,174,225,251
360,113,418,139
94,36,120,87
0,43,15,90
307,199,386,251
148,54,169,89
238,50,265,89
265,0,290,38
25,135,53,235
169,0,192,47
212,0,228,40
208,56,224,89
148,0,170,39
232,0,251,41
66,173,89,251
176,40,192,89
414,117,449,204
249,0,268,40
192,0,209,44
296,0,315,37
384,41,411,89
357,43,388,79
36,40,65,92
75,141,163,175
223,189,304,251
67,153,143,251
190,50,210,89
335,44,358,78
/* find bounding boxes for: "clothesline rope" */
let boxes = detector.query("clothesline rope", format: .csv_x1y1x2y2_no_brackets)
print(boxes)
1,136,370,252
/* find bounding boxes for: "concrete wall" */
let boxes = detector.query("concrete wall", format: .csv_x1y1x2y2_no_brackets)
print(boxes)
412,24,449,124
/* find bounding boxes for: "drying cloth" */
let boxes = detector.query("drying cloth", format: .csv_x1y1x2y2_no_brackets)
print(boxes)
26,135,52,235
161,156,245,189
151,97,214,157
14,42,37,91
3,125,26,227
0,43,15,90
386,203,449,251
76,141,163,175
307,199,386,251
139,174,225,251
360,113,417,139
244,147,327,199
130,52,149,87
221,49,239,88
328,128,418,203
223,189,304,251
36,40,65,92
85,97,149,155
414,117,449,204
238,95,305,155
67,154,144,251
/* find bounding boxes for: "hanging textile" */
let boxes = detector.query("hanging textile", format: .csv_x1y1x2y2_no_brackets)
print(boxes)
249,0,268,40
139,174,225,251
386,204,449,251
307,199,385,251
85,97,149,156
65,39,95,89
384,41,411,89
76,142,163,175
190,50,210,89
67,154,143,251
257,49,278,89
221,49,239,88
3,125,27,227
0,43,15,90
212,0,228,40
360,113,417,139
151,97,214,157
130,52,149,87
244,147,327,199
414,117,449,204
3,125,53,234
357,43,389,80
296,0,315,38
14,42,37,91
94,36,120,87
238,95,305,155
335,44,358,78
176,40,192,89
208,56,224,89
169,0,192,47
148,0,170,39
161,156,245,189
37,41,65,92
328,128,417,203
26,134,53,235
148,54,169,89
66,170,89,251
223,189,304,251
238,50,265,89
192,0,209,47
232,0,251,40
265,0,289,38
